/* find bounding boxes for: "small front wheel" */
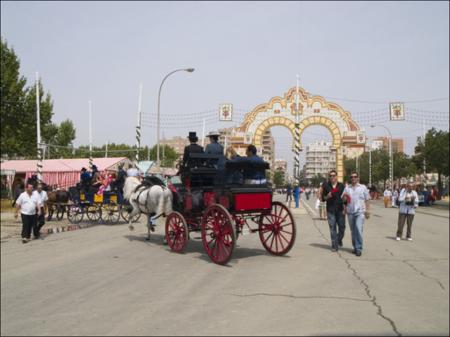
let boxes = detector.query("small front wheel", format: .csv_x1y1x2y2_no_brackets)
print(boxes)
201,204,235,265
67,205,83,224
259,201,296,256
165,212,189,253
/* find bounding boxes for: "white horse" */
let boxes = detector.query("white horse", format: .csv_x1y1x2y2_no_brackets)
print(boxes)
123,176,172,239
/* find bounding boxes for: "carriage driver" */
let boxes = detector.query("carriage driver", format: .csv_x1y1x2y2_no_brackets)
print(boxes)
181,131,204,169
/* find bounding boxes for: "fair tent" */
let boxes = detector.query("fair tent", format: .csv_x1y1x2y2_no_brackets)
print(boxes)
0,157,132,189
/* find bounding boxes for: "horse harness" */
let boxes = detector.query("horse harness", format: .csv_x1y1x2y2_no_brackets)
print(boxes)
132,177,167,217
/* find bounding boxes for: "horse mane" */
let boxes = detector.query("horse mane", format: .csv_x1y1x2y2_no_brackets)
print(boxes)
123,176,141,200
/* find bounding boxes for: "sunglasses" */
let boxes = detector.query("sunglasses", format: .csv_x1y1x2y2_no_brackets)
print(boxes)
351,176,358,178
329,174,336,177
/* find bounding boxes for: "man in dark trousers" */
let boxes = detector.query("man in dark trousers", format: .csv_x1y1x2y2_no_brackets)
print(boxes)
182,131,204,169
321,169,346,252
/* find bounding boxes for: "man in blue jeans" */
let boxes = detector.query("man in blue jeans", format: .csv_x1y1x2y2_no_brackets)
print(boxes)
321,170,346,252
342,172,370,257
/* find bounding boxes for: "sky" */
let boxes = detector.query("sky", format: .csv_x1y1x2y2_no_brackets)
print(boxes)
1,1,449,171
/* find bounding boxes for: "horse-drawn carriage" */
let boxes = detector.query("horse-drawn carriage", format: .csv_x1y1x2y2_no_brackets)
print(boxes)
165,153,297,265
67,187,140,225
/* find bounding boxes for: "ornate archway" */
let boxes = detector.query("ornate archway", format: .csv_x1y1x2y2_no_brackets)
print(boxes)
236,87,365,181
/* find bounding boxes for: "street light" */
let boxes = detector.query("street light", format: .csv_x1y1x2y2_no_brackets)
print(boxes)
157,68,195,167
370,124,393,189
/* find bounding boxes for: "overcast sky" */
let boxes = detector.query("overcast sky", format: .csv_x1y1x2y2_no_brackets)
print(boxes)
1,1,449,171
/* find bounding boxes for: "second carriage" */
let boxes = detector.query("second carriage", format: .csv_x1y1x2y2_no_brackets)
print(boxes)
165,153,297,265
67,187,141,224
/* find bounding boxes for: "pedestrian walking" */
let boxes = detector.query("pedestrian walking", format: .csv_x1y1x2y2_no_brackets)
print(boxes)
396,182,419,241
32,183,48,235
342,172,370,257
286,184,292,204
391,186,399,208
321,170,346,252
14,183,41,243
383,187,392,208
293,184,300,208
317,183,327,220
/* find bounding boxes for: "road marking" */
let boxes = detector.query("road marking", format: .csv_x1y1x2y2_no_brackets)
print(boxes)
302,200,317,217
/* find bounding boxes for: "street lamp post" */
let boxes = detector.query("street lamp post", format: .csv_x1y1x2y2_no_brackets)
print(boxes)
371,124,393,188
157,68,195,167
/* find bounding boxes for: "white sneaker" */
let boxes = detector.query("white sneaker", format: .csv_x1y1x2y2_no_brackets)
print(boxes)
407,237,413,241
396,237,401,241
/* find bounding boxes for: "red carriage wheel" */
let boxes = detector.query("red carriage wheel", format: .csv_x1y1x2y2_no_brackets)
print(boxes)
165,212,189,253
259,201,296,256
201,204,235,265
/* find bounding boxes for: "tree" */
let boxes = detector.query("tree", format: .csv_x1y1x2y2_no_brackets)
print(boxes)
414,128,449,193
1,38,27,157
1,37,76,158
149,144,178,167
273,169,285,187
310,173,326,187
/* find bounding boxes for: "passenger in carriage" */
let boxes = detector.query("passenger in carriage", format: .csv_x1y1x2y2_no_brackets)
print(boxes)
205,131,224,155
226,145,266,185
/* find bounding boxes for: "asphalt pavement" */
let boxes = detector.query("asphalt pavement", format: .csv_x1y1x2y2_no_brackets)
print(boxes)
1,195,448,336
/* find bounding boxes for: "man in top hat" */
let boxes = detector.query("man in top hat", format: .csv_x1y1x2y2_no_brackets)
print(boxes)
182,131,204,169
205,131,224,155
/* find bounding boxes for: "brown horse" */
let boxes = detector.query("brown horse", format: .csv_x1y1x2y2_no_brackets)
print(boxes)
47,189,70,221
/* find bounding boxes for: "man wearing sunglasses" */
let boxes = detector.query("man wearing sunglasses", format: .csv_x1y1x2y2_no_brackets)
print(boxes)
342,172,370,257
321,170,346,252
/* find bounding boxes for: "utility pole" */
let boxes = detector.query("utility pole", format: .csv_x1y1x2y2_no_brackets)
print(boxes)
105,141,108,158
201,118,206,147
135,83,143,163
89,100,93,170
36,72,43,182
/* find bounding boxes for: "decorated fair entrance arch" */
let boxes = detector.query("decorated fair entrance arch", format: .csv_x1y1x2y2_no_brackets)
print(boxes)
237,87,365,182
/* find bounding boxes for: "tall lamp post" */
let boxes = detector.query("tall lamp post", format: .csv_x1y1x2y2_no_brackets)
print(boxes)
371,124,393,189
157,68,195,167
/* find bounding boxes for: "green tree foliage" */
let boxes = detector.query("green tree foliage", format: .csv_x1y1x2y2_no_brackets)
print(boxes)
273,169,285,187
149,144,179,167
344,149,418,187
414,128,449,192
1,37,76,158
310,173,326,187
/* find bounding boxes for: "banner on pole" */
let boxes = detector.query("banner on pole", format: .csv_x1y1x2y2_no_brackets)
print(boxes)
389,102,405,121
219,104,233,121
356,131,366,144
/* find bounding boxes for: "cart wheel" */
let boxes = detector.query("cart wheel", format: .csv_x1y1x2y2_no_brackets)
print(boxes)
120,204,141,223
201,204,235,265
86,204,102,222
165,212,189,253
103,204,120,224
259,201,296,256
56,205,65,221
67,205,83,224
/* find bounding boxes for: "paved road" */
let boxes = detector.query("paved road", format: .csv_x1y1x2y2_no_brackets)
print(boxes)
1,196,448,336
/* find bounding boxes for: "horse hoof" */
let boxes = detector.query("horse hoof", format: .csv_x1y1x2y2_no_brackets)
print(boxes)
128,225,134,231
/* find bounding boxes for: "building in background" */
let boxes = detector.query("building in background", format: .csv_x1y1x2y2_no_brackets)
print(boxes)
160,136,189,160
372,137,404,153
305,140,336,180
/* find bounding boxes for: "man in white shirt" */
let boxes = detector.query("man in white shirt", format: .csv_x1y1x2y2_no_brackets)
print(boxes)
15,183,41,243
342,172,370,257
32,183,48,234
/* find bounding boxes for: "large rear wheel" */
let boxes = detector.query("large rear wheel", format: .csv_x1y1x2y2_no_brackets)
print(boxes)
201,204,235,265
165,212,189,253
259,201,296,256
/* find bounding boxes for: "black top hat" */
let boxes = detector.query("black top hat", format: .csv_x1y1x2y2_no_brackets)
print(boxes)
92,165,98,170
187,131,198,141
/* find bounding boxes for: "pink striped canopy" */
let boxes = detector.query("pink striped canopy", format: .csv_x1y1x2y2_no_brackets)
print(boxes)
0,157,131,189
